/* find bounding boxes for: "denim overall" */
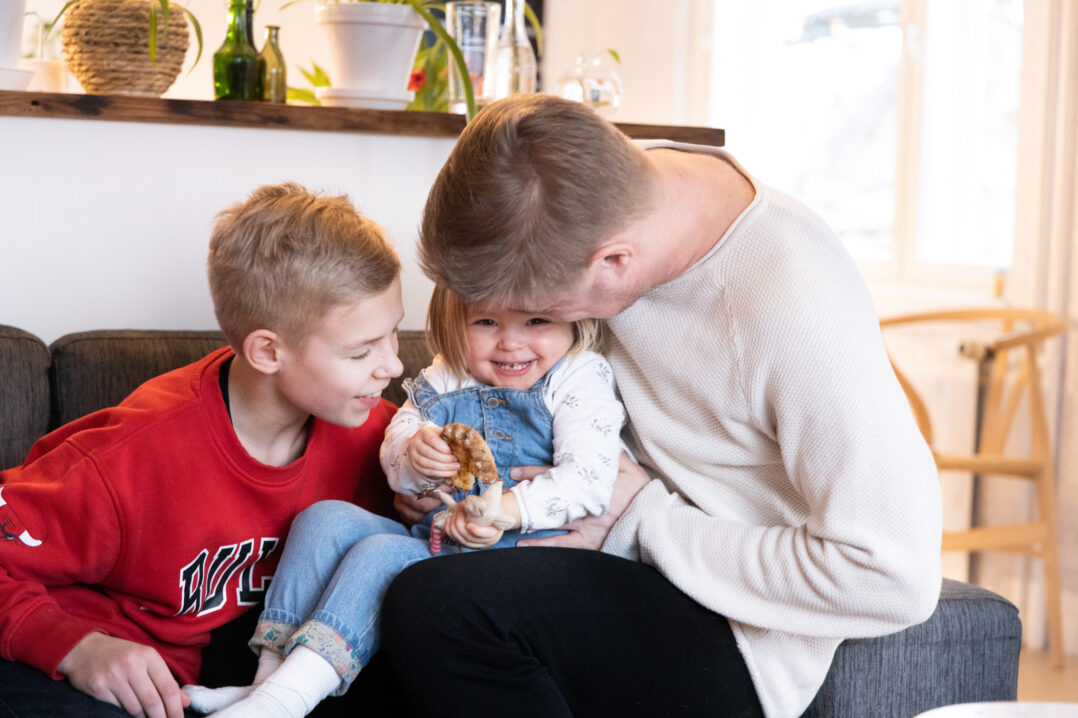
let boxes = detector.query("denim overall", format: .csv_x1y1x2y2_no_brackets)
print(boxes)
254,366,566,687
402,360,569,547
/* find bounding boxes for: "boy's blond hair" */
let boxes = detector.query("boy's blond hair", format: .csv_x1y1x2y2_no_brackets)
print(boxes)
425,285,603,380
208,183,400,348
418,94,659,308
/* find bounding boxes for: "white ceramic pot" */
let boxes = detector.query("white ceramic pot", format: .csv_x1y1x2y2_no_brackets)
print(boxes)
317,2,424,100
0,0,28,69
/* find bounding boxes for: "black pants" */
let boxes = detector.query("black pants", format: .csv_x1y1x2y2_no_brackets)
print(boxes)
382,548,763,718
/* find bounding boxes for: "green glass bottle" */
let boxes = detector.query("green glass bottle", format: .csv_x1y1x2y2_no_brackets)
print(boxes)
259,26,287,103
246,0,265,100
213,0,259,100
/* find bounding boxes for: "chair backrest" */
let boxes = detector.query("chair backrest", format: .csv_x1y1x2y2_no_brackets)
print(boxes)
880,308,1066,456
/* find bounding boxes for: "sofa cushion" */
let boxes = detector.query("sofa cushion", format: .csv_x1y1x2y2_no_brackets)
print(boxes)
48,330,229,428
0,325,50,470
801,578,1021,717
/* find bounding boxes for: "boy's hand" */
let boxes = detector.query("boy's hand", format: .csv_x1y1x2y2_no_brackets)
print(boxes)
443,508,503,549
59,632,189,718
407,425,459,480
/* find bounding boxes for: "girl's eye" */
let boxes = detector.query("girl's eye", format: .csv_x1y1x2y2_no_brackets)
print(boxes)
526,317,550,326
351,350,371,361
473,318,496,326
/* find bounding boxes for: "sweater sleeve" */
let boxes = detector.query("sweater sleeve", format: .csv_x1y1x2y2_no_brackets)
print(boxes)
511,353,625,532
604,246,942,640
379,398,442,495
0,440,122,677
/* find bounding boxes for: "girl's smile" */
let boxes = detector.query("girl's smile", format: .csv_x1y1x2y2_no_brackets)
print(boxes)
465,308,575,390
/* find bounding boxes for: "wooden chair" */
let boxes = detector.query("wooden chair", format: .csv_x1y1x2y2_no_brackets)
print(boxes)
880,308,1067,668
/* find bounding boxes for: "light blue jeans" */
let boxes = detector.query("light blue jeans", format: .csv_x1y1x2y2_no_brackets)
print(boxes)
251,500,563,693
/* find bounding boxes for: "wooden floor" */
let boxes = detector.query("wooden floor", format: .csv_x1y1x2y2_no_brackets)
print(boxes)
1018,650,1078,703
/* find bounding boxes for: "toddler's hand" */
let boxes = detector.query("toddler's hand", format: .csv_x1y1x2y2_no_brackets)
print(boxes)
408,425,460,480
443,507,503,550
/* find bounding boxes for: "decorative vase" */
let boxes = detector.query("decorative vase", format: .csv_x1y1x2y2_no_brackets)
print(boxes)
61,0,190,97
0,0,27,69
315,1,425,109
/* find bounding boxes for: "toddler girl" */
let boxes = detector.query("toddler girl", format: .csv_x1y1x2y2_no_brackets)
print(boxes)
184,285,624,718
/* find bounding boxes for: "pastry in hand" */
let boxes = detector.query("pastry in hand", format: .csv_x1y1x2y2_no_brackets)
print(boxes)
440,423,498,491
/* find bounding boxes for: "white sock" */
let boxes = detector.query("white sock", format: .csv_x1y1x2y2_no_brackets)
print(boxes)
183,685,254,714
253,648,285,683
208,646,342,718
182,648,284,714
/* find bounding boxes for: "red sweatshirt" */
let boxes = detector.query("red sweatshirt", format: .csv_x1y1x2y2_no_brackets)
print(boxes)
0,348,396,684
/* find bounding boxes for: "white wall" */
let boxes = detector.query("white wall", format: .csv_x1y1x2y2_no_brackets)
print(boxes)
0,117,453,343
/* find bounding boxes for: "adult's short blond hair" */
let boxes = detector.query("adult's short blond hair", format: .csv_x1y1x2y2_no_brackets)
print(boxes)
419,94,658,308
207,182,400,348
425,285,603,380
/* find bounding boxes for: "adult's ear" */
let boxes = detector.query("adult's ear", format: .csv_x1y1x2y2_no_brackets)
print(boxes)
588,242,635,280
241,329,282,375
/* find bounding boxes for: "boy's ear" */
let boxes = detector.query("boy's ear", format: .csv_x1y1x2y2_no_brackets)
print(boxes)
241,329,282,375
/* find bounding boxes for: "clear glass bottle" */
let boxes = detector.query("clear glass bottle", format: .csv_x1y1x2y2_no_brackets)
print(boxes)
213,0,260,100
493,0,536,99
259,26,287,103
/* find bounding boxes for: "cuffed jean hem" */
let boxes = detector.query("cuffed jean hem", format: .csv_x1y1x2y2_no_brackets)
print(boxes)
249,618,297,655
292,618,365,695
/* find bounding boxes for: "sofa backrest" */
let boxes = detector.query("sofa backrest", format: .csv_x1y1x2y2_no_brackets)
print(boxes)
0,326,51,470
0,326,433,471
48,330,230,429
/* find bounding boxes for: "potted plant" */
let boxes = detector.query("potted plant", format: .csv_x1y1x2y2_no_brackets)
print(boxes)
48,0,203,97
407,0,542,114
284,0,476,117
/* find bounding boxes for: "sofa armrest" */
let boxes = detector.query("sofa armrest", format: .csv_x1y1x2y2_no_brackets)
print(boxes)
802,579,1021,717
0,325,50,470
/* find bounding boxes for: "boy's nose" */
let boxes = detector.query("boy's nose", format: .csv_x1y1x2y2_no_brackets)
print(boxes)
375,346,404,379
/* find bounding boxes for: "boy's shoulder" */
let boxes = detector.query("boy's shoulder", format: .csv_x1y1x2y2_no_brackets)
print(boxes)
27,348,233,464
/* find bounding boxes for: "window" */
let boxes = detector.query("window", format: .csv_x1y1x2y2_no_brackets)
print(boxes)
709,0,1024,291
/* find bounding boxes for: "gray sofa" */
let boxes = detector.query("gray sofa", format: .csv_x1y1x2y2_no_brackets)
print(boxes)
0,324,1022,717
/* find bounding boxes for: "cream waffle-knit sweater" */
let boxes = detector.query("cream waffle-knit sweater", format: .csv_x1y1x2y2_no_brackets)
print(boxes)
601,143,943,717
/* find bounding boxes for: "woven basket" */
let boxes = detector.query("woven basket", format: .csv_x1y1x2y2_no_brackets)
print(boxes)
61,0,189,97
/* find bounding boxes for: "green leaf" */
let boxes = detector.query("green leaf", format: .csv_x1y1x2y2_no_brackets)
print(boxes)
44,0,77,43
311,60,331,86
524,1,543,57
287,87,321,105
404,0,475,120
177,5,204,71
148,3,158,64
607,48,621,64
159,0,170,29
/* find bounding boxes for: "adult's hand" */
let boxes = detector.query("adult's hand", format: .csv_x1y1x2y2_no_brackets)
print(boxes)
517,453,650,550
394,492,442,526
58,632,189,718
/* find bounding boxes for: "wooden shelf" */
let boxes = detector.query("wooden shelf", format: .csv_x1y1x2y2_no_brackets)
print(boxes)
0,90,725,146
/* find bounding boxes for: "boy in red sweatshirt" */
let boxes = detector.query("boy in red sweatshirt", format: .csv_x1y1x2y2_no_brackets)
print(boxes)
0,183,405,718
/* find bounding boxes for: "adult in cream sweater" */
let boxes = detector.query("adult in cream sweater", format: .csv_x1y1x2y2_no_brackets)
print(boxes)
384,95,943,718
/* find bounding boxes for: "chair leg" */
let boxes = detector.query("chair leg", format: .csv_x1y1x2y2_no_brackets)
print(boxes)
1036,468,1066,669
1042,541,1065,669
